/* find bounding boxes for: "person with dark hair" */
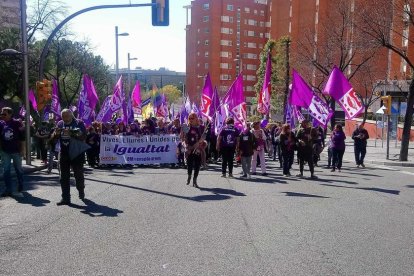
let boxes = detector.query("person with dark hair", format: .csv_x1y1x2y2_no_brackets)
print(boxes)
51,109,87,205
0,107,25,198
296,120,317,179
35,121,50,164
86,126,100,167
352,123,369,168
331,124,346,172
182,113,204,188
279,124,296,177
217,117,240,178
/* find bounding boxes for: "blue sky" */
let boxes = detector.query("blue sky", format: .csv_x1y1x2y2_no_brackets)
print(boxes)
30,0,189,72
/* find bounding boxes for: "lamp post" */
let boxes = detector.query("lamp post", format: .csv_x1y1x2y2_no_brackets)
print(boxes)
127,53,137,93
115,26,129,81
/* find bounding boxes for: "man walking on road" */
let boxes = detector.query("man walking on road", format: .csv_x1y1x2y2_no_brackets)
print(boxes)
51,109,87,205
0,107,25,198
352,123,369,168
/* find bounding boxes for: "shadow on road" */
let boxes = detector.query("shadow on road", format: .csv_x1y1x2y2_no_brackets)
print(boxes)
320,183,400,195
198,187,246,196
13,192,50,207
406,185,414,188
283,192,330,199
70,199,124,217
84,177,241,203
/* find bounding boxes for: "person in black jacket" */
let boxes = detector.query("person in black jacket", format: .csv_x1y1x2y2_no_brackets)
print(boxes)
352,123,369,167
279,124,296,176
236,122,256,178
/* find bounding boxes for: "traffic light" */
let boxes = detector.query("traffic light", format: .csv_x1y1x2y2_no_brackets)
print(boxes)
36,79,52,111
152,0,169,26
381,95,392,115
43,79,52,101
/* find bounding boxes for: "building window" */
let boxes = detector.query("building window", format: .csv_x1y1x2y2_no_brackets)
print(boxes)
220,74,231,80
247,31,255,37
220,63,229,69
203,16,209,22
205,28,210,33
247,42,256,48
203,3,210,10
205,63,209,69
246,75,256,81
221,16,229,22
197,40,200,45
220,51,229,58
247,64,257,70
245,7,250,13
197,52,200,56
254,10,258,15
205,40,209,45
260,21,265,27
227,4,234,11
205,51,209,57
260,10,265,16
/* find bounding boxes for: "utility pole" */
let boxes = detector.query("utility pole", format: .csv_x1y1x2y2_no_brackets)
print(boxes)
283,38,291,122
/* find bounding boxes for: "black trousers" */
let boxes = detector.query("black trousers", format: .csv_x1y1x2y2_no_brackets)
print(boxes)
354,145,366,165
187,153,201,180
298,148,314,175
332,148,345,170
221,147,235,175
86,146,99,167
282,150,294,175
60,153,85,201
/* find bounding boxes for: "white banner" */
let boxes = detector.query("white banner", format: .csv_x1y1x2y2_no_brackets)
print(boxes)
99,134,179,164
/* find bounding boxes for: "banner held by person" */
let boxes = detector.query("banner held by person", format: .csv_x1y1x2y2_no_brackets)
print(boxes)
99,134,179,164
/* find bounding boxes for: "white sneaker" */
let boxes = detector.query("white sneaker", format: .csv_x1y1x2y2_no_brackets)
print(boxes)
11,192,24,198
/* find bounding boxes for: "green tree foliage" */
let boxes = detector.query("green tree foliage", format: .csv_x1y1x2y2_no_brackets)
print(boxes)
161,84,181,104
255,37,290,116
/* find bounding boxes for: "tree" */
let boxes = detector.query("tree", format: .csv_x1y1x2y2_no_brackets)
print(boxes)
160,85,182,104
294,0,378,128
356,0,414,161
255,37,288,117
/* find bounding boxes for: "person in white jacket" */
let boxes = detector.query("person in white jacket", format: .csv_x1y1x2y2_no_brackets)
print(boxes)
251,121,268,176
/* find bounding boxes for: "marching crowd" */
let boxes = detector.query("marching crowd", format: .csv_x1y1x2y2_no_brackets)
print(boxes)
0,107,370,205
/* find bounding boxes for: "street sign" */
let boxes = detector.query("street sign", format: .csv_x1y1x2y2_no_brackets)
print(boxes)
152,0,169,26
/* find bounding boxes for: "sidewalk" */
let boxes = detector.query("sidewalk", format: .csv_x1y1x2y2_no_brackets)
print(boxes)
322,138,414,167
0,158,47,181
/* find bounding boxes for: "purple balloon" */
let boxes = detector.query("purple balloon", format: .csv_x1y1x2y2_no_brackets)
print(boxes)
260,119,268,128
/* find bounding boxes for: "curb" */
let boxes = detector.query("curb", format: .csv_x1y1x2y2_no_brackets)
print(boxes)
320,153,414,168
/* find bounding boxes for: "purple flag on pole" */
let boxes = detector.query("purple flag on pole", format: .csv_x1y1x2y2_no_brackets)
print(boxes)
78,75,99,126
97,77,123,123
212,87,220,115
324,66,363,119
51,79,61,120
258,52,271,114
29,89,38,111
96,96,111,122
131,81,142,115
290,70,332,127
214,104,229,135
200,73,214,121
222,73,246,129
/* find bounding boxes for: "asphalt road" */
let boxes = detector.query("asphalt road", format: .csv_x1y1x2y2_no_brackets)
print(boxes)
0,159,413,276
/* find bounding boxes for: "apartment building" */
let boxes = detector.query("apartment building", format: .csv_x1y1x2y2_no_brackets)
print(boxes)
186,0,269,108
0,0,20,28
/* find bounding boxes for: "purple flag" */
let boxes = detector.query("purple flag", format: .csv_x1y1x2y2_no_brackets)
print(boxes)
212,87,220,115
127,97,134,123
285,104,295,129
131,81,142,115
78,75,99,126
214,104,229,135
290,70,332,127
324,66,363,119
200,73,214,121
29,89,38,111
19,106,25,117
96,96,111,122
51,79,61,120
222,73,246,128
98,77,123,123
258,52,271,114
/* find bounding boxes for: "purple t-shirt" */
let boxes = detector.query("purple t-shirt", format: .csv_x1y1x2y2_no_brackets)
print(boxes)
0,119,24,154
219,125,240,148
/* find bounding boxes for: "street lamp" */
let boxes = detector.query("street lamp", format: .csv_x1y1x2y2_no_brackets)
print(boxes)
115,26,129,81
127,53,137,93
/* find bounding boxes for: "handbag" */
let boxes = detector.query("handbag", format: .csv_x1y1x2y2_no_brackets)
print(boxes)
69,138,91,160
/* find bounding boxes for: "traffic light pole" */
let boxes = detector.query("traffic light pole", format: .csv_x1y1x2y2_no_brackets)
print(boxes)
386,114,390,160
